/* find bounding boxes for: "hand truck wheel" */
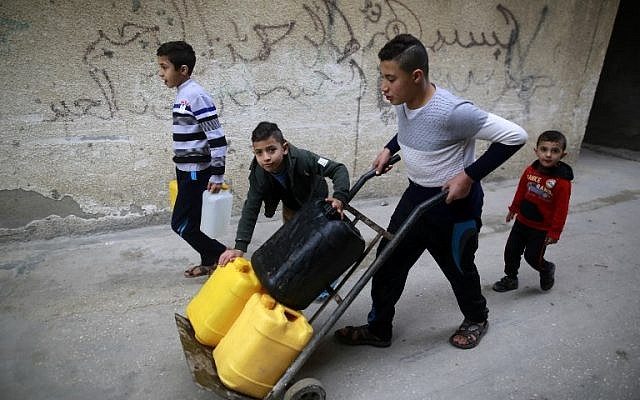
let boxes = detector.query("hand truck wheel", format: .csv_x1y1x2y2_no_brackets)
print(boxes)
283,377,326,400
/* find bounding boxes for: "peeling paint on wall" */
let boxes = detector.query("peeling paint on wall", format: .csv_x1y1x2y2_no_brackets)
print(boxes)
0,189,102,229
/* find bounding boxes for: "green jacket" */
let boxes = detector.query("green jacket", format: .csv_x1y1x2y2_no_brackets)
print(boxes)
234,144,350,252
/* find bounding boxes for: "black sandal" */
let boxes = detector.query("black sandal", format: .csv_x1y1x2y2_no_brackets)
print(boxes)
183,265,215,278
449,319,489,349
334,325,391,348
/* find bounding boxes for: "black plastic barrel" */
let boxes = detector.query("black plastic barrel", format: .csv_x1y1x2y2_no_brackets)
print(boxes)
251,200,365,310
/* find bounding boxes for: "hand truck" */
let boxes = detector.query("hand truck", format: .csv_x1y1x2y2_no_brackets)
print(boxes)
175,155,446,399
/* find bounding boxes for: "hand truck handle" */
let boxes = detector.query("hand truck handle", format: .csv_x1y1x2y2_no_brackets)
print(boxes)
347,153,401,201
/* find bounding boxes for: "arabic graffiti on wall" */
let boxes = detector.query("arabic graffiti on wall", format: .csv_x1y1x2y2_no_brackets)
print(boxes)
45,1,553,134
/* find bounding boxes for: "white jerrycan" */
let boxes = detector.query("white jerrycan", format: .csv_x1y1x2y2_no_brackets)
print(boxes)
200,183,233,239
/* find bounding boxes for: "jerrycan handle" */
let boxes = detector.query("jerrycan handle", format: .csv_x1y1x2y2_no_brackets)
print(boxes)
321,200,340,220
282,305,303,322
232,260,251,274
204,182,230,195
260,293,277,310
323,154,400,220
323,154,400,219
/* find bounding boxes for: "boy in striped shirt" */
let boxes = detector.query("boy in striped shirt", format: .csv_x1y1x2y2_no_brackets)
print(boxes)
157,41,228,278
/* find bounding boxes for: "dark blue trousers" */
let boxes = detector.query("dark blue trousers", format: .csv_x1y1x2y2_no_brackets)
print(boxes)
171,168,226,266
367,181,489,340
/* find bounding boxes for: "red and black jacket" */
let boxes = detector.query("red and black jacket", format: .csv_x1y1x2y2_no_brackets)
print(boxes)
509,160,573,240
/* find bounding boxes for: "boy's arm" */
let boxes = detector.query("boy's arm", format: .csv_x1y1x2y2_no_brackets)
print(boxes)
324,161,350,204
308,151,350,203
508,169,529,214
507,170,528,221
218,177,263,266
372,135,400,175
385,135,401,154
464,112,528,182
195,94,227,184
548,180,572,241
233,178,264,252
443,109,526,203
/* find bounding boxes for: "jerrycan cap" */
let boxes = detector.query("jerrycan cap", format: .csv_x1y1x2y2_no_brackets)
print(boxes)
233,259,251,273
260,294,277,310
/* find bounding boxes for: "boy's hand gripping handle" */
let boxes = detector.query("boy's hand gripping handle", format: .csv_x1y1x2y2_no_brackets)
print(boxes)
347,154,401,201
323,154,401,219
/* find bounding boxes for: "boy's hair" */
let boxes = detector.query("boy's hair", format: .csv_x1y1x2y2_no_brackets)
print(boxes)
156,41,196,75
378,34,429,78
537,130,567,150
252,121,286,144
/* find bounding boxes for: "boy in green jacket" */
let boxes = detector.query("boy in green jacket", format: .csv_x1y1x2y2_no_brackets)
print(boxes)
218,121,350,265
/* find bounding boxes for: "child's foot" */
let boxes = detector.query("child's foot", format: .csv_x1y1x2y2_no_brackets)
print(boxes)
540,263,555,291
449,319,489,349
492,275,518,292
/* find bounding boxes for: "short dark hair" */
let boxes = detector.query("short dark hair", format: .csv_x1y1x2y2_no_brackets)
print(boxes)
537,130,567,150
251,121,285,144
156,41,196,75
378,34,429,78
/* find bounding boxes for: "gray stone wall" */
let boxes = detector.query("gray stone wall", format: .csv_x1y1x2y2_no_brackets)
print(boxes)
0,0,619,240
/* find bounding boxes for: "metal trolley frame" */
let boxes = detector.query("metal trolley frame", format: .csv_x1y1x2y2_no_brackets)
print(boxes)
175,155,446,400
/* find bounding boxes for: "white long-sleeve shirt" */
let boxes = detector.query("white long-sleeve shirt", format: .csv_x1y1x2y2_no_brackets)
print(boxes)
393,86,527,187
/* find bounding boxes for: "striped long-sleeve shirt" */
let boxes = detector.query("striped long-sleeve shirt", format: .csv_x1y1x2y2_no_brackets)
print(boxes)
172,79,227,183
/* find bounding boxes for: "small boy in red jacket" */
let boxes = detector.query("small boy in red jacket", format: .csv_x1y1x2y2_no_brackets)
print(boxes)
493,130,573,292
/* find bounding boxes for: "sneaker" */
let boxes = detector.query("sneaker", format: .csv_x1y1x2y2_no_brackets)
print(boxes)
540,263,555,291
492,276,518,292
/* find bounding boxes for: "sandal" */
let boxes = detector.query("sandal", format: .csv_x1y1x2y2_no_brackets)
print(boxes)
183,265,215,278
449,319,488,349
334,325,391,348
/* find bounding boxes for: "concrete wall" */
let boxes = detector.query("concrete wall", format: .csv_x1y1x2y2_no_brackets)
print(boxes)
0,0,618,241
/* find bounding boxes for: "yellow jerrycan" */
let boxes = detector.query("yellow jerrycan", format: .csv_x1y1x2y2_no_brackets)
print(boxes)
169,179,178,210
185,257,262,346
213,293,313,398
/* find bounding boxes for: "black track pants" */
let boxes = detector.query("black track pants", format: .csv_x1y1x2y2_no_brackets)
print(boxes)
171,168,226,266
367,183,488,340
503,219,553,276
